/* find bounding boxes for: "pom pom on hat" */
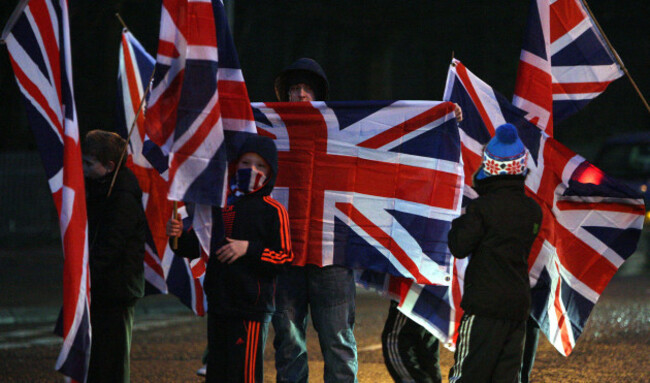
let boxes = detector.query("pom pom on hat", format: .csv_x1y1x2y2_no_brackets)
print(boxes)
495,123,518,144
477,123,528,179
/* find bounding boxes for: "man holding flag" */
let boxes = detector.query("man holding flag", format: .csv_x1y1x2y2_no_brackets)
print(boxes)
270,57,360,383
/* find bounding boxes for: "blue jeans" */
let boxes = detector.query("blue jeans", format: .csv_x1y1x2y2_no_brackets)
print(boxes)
272,265,358,383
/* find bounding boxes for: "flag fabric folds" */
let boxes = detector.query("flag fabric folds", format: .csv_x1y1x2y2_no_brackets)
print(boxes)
145,0,227,206
355,266,468,349
2,0,90,380
144,0,256,277
252,100,464,285
145,0,256,206
116,29,206,315
362,60,643,355
443,59,643,355
513,0,624,135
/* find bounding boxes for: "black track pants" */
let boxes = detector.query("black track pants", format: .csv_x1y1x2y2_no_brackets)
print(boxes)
449,314,526,383
207,314,268,383
381,301,441,383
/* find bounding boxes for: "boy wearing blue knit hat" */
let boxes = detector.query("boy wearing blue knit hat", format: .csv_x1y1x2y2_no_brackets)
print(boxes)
447,123,543,383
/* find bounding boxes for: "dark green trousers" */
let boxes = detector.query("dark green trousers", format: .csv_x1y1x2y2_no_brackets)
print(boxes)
87,303,135,383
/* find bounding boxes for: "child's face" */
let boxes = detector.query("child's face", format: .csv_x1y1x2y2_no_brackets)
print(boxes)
82,155,111,179
236,152,270,178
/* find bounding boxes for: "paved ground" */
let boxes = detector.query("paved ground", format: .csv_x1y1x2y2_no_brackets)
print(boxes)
1,246,649,382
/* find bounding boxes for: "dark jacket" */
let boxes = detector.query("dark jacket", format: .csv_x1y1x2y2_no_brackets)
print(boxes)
86,166,146,306
175,135,293,322
448,175,542,321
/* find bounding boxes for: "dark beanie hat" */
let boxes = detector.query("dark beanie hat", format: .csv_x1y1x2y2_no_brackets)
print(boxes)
274,58,329,101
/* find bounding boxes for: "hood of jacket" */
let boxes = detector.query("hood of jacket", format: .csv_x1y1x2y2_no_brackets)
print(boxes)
235,135,278,198
274,57,329,101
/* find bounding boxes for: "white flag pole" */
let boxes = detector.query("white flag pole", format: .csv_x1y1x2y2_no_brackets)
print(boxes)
1,0,31,44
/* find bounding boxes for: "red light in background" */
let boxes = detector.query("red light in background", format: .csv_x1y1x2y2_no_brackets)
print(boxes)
574,163,605,185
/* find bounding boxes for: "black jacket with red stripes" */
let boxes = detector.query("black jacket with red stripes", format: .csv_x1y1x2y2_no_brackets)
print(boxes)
174,135,293,322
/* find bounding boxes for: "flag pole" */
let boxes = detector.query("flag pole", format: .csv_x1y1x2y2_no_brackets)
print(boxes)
0,0,30,44
109,15,178,248
115,13,129,32
107,59,155,198
581,0,650,114
107,13,139,198
171,202,178,249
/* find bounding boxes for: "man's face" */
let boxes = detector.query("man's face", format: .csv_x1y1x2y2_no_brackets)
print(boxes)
236,152,270,178
82,155,111,179
288,83,315,102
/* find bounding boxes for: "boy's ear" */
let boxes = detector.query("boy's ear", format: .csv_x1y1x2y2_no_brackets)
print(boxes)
106,160,116,173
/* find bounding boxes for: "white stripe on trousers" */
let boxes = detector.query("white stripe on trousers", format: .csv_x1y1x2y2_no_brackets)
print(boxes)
387,310,416,383
449,314,475,383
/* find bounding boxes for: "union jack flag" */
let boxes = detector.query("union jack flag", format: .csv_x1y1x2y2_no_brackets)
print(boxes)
145,0,226,206
2,0,90,380
361,59,644,355
144,0,256,276
116,29,205,315
356,267,466,349
252,101,464,285
513,0,624,135
446,59,643,355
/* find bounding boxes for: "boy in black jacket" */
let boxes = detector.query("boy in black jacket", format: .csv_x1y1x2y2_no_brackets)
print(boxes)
82,130,146,383
447,123,542,383
167,135,293,383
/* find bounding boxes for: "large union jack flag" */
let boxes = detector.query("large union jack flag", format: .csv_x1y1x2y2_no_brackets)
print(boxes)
360,59,643,355
448,59,643,355
252,101,464,285
144,0,255,277
2,0,90,380
513,0,624,135
116,29,206,315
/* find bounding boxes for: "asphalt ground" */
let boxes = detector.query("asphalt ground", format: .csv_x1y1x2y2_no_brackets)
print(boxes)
1,246,649,382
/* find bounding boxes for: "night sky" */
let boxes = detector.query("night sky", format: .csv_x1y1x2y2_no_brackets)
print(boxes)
1,0,648,159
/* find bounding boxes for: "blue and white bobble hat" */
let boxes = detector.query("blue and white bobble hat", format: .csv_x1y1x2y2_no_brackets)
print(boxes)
476,123,528,180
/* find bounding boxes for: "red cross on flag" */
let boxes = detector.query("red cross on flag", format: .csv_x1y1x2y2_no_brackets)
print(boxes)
253,101,464,285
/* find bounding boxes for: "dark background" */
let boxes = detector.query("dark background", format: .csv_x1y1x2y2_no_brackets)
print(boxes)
1,0,648,156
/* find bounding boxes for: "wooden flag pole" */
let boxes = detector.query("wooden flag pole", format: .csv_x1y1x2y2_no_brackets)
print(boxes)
582,1,650,114
115,13,129,32
106,26,156,198
106,67,155,197
114,13,179,249
171,202,178,250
